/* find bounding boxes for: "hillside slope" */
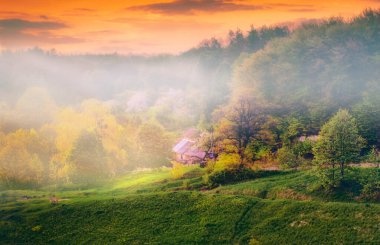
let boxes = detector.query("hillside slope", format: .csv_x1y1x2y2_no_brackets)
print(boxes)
1,167,379,244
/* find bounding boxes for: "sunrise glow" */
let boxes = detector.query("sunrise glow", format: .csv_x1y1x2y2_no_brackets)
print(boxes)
1,0,379,54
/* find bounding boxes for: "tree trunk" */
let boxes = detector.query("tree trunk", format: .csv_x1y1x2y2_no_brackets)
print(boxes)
340,162,344,177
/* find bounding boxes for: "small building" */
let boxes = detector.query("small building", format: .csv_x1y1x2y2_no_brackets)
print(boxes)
172,138,206,165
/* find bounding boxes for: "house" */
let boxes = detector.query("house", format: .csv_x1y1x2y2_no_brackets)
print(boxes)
172,138,206,165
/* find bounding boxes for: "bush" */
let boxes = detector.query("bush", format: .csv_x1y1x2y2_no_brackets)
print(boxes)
293,140,314,159
170,161,184,179
182,180,190,189
207,168,283,186
213,153,241,172
277,147,301,169
357,168,380,201
208,167,256,186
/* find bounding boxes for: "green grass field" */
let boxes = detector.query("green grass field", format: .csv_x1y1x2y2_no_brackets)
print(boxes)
1,167,379,244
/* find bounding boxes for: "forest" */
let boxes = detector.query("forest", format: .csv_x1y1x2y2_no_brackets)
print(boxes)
1,9,380,244
1,10,379,190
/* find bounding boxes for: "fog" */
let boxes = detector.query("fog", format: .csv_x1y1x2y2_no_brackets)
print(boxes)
1,10,380,188
0,47,231,131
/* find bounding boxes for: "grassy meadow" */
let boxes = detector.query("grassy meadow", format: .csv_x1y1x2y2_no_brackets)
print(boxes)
1,166,379,244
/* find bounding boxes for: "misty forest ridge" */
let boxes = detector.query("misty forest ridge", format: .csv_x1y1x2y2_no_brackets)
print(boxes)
1,8,380,245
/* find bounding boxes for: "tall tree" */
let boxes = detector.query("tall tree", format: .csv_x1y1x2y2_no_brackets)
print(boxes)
226,99,264,163
68,130,108,184
313,109,365,187
136,122,173,168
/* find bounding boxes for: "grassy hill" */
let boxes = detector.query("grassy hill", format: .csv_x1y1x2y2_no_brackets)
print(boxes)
1,166,379,244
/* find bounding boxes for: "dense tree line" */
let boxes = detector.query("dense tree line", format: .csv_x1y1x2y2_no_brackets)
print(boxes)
231,10,380,142
200,10,380,191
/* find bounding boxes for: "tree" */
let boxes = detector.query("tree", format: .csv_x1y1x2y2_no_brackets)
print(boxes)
136,122,173,168
277,146,300,169
352,82,380,148
68,130,108,184
313,109,365,187
0,129,48,188
368,146,380,168
226,99,264,163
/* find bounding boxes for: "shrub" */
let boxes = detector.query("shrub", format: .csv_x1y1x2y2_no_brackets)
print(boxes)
208,167,256,186
357,169,380,201
170,161,184,179
277,147,301,169
366,146,380,167
205,159,216,173
182,180,190,189
293,140,314,159
213,153,241,172
207,167,285,186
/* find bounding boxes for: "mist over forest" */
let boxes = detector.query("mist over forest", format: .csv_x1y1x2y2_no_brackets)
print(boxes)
2,5,380,244
1,9,380,188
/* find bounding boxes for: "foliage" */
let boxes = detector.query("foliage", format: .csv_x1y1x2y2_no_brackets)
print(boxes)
0,129,48,188
280,118,304,146
1,10,380,192
212,153,242,172
68,130,108,184
136,122,173,168
367,146,380,167
208,167,256,186
292,140,314,159
231,9,380,147
357,168,380,201
313,109,365,187
171,161,185,179
352,85,380,149
277,147,301,169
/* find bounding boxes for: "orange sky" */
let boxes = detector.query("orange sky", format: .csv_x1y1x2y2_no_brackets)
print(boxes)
0,0,379,54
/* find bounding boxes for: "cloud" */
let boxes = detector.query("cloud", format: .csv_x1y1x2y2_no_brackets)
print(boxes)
128,0,267,15
0,11,30,17
108,16,221,31
0,18,83,47
0,18,66,31
285,7,318,13
73,8,95,12
263,3,318,13
62,8,97,17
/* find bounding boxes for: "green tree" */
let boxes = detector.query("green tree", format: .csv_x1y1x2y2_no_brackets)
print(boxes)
367,146,380,168
352,82,380,149
136,122,173,168
68,130,108,184
277,147,300,169
313,109,365,187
